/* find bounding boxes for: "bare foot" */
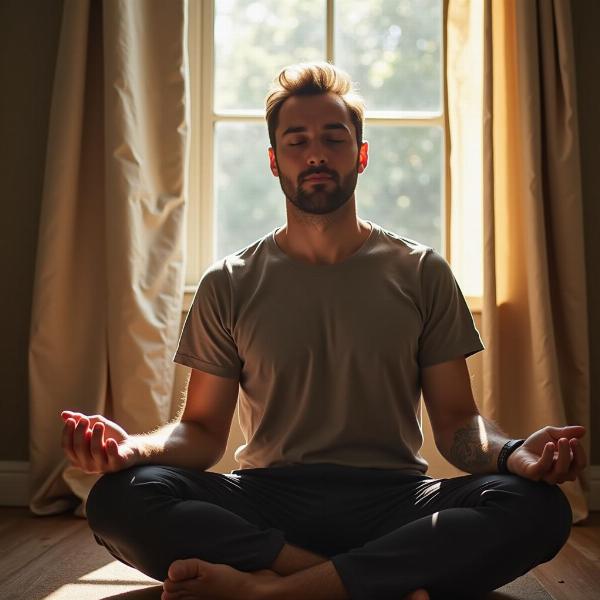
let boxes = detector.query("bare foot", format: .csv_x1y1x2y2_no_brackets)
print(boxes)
403,588,430,600
161,558,280,600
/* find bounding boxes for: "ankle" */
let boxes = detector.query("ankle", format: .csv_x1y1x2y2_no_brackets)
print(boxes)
270,543,328,575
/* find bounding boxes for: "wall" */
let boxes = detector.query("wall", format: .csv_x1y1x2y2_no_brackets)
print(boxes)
0,0,64,460
0,1,598,469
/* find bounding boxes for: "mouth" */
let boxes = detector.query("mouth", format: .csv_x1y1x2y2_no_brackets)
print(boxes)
303,174,334,183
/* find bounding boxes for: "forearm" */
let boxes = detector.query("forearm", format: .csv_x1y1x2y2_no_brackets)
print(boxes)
436,413,512,475
127,420,224,472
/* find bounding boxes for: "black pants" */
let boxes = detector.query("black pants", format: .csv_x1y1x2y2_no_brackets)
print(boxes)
86,463,572,600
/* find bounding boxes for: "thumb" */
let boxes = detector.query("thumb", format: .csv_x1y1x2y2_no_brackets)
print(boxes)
546,425,586,439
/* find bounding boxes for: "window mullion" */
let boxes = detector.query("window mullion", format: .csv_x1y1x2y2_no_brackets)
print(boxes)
327,0,335,61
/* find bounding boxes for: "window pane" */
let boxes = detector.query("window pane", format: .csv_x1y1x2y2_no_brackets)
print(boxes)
214,123,442,259
335,0,442,112
215,122,286,259
357,125,443,251
215,0,325,111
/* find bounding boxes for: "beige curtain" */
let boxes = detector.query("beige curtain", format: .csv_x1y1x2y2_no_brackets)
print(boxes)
28,0,189,515
448,0,590,524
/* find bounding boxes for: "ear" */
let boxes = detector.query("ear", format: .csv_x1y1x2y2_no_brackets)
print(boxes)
268,147,279,176
357,141,369,173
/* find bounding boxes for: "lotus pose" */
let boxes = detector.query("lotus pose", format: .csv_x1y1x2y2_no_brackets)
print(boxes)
62,62,586,600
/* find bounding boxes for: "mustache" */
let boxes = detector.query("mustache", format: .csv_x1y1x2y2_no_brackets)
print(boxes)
299,167,338,181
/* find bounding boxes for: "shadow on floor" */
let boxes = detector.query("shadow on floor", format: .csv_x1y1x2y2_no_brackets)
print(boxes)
102,586,163,599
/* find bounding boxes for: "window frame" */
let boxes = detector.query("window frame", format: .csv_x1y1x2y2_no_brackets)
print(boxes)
185,0,477,311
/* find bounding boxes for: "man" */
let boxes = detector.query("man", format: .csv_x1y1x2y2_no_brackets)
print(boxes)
61,62,586,600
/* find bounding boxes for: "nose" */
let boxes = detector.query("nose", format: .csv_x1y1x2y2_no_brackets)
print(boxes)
306,140,327,166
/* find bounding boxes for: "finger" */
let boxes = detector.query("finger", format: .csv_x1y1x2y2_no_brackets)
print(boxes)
61,418,79,464
549,438,573,483
61,410,85,425
106,438,123,470
571,437,587,469
63,412,103,428
531,442,555,479
90,423,108,469
72,417,93,467
563,438,587,481
557,438,573,468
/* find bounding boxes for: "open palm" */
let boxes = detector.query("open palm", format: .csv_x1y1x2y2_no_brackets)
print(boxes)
507,425,586,485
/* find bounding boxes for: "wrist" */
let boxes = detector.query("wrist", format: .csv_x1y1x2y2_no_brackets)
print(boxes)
123,436,147,466
506,450,519,474
497,439,525,474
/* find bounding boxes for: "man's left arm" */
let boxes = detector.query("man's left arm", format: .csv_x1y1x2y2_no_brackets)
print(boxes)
422,357,587,484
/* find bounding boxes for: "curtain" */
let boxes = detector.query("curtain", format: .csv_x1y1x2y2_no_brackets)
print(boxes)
28,0,189,515
447,0,590,523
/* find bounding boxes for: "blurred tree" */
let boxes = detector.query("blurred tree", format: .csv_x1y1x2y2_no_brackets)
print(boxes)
212,0,443,258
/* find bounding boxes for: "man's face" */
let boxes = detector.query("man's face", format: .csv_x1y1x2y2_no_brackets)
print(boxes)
268,93,368,215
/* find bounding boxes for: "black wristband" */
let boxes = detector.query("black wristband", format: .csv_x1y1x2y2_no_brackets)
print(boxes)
497,439,525,473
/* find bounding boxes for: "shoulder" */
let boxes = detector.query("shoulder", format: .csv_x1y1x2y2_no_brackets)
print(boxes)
194,230,275,293
373,223,436,268
370,224,458,302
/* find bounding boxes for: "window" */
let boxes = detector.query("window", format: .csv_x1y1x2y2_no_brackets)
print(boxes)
187,0,482,302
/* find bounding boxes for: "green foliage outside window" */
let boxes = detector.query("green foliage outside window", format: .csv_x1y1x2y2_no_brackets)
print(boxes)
213,0,443,258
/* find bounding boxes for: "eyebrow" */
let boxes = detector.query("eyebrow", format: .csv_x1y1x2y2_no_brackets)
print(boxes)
281,122,351,137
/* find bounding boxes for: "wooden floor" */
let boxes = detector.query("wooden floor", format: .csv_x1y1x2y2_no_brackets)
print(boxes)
0,507,599,600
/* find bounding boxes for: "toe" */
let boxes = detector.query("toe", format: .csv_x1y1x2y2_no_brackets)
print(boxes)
161,587,185,600
168,558,207,582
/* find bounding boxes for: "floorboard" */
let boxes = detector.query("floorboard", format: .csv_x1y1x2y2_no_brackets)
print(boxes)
531,512,600,600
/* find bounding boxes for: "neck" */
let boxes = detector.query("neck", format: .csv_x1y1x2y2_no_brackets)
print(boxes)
275,201,372,265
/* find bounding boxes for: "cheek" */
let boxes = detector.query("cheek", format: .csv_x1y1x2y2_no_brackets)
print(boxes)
276,158,299,180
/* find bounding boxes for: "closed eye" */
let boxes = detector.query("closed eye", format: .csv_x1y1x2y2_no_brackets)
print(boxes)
289,139,344,146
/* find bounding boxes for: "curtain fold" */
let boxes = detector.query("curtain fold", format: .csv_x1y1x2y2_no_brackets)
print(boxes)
481,0,589,522
28,0,189,515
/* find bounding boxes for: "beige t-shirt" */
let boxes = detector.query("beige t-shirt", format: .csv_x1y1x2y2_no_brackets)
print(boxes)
174,221,484,474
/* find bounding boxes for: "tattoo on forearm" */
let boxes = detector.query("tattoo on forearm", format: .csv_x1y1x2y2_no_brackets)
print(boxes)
449,423,492,472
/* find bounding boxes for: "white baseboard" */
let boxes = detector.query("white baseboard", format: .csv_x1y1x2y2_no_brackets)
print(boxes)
2,461,600,510
0,461,29,506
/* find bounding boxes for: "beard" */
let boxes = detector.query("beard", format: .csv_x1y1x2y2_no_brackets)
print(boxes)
276,162,359,216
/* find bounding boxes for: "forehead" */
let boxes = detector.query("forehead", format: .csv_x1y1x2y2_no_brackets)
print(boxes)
276,92,353,135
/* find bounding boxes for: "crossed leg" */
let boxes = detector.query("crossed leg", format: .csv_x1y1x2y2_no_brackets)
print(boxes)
86,466,571,600
162,542,430,600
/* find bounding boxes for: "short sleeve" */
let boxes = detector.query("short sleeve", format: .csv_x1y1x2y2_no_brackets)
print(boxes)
173,263,242,380
417,250,484,368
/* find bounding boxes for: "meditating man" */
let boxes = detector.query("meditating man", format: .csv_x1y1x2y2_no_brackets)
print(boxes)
61,62,586,600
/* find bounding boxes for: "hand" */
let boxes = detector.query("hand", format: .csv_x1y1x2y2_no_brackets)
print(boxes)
61,410,138,474
506,425,587,485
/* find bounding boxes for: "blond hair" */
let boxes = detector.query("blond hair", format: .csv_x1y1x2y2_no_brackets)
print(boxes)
265,62,365,151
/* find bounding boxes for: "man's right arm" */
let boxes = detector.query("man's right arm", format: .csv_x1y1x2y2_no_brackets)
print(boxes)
61,368,240,474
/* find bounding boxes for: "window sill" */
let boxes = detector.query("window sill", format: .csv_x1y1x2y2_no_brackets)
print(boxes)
466,296,482,315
